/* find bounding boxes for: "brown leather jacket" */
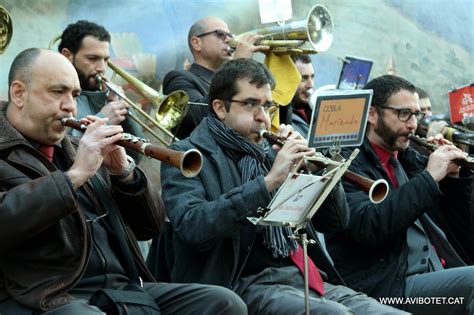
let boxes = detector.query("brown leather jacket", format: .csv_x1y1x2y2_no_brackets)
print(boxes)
0,103,165,311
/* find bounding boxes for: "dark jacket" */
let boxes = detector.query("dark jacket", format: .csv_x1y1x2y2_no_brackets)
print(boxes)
163,63,213,139
326,137,470,299
158,117,349,289
0,103,164,311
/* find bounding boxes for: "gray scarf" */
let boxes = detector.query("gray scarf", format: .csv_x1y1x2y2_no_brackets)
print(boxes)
207,114,297,258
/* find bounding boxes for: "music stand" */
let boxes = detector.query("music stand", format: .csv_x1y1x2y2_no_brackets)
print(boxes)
257,150,359,314
256,89,371,314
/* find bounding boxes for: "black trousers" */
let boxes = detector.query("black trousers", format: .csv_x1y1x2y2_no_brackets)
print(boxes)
234,266,408,315
0,282,247,315
403,266,474,315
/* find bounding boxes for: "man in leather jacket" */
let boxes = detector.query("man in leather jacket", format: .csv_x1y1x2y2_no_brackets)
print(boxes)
0,48,246,314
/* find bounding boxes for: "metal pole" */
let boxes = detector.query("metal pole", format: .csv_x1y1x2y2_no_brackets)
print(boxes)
301,233,310,315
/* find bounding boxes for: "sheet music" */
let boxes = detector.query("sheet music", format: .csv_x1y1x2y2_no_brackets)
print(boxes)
259,149,358,228
262,173,328,225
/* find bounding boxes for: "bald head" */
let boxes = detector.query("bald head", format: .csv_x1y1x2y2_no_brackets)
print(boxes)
188,16,228,52
7,48,80,144
187,16,233,70
7,48,41,100
8,48,76,89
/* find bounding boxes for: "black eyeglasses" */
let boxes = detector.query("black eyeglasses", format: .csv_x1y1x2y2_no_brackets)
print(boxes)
196,29,234,41
378,105,425,122
227,99,272,113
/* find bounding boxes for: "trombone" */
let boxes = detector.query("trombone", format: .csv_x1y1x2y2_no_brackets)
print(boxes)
101,61,189,146
228,4,333,55
48,34,188,146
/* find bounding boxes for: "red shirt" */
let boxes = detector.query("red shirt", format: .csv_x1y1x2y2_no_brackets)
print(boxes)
370,142,399,188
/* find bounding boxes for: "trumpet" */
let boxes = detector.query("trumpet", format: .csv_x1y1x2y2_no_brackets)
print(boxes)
260,130,389,203
408,134,474,170
62,117,203,178
228,4,333,55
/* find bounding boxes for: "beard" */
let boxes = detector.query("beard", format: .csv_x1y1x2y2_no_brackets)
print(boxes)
374,114,411,151
291,92,309,109
72,59,98,91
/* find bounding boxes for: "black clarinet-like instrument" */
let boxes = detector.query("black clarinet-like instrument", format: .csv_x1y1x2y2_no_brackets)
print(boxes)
408,134,474,170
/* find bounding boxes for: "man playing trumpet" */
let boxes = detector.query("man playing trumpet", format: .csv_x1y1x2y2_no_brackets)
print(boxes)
163,16,269,139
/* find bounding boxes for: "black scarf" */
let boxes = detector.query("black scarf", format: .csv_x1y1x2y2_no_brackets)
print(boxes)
207,114,297,258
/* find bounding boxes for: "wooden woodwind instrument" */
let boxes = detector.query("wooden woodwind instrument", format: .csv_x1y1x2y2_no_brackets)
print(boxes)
61,117,203,177
260,129,389,203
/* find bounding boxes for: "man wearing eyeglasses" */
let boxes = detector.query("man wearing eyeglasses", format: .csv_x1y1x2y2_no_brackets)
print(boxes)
163,16,269,139
156,59,408,314
325,74,474,314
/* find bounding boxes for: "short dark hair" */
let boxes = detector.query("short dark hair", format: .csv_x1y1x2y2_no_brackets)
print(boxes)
7,48,42,102
208,59,275,113
364,74,417,109
415,86,429,99
291,54,312,64
58,20,110,54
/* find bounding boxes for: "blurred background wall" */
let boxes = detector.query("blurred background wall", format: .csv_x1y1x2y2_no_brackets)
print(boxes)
0,0,472,115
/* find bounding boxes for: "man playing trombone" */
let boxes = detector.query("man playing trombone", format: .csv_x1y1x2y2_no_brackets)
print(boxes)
57,20,145,163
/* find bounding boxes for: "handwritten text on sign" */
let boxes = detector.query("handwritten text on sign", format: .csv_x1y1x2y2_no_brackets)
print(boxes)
315,98,366,135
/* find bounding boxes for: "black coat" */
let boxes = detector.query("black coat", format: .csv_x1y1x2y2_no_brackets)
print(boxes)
163,63,213,139
326,137,470,299
151,118,349,289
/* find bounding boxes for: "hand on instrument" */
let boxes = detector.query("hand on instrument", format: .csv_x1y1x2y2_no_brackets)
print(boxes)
269,124,305,151
99,99,130,125
233,34,270,59
265,125,315,192
426,133,452,147
426,143,468,181
66,116,126,188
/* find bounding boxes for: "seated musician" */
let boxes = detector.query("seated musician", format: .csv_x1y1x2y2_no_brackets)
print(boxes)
157,58,407,314
0,48,246,314
325,74,474,314
163,16,269,139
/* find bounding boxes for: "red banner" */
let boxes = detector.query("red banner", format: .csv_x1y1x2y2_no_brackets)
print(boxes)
448,84,474,124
